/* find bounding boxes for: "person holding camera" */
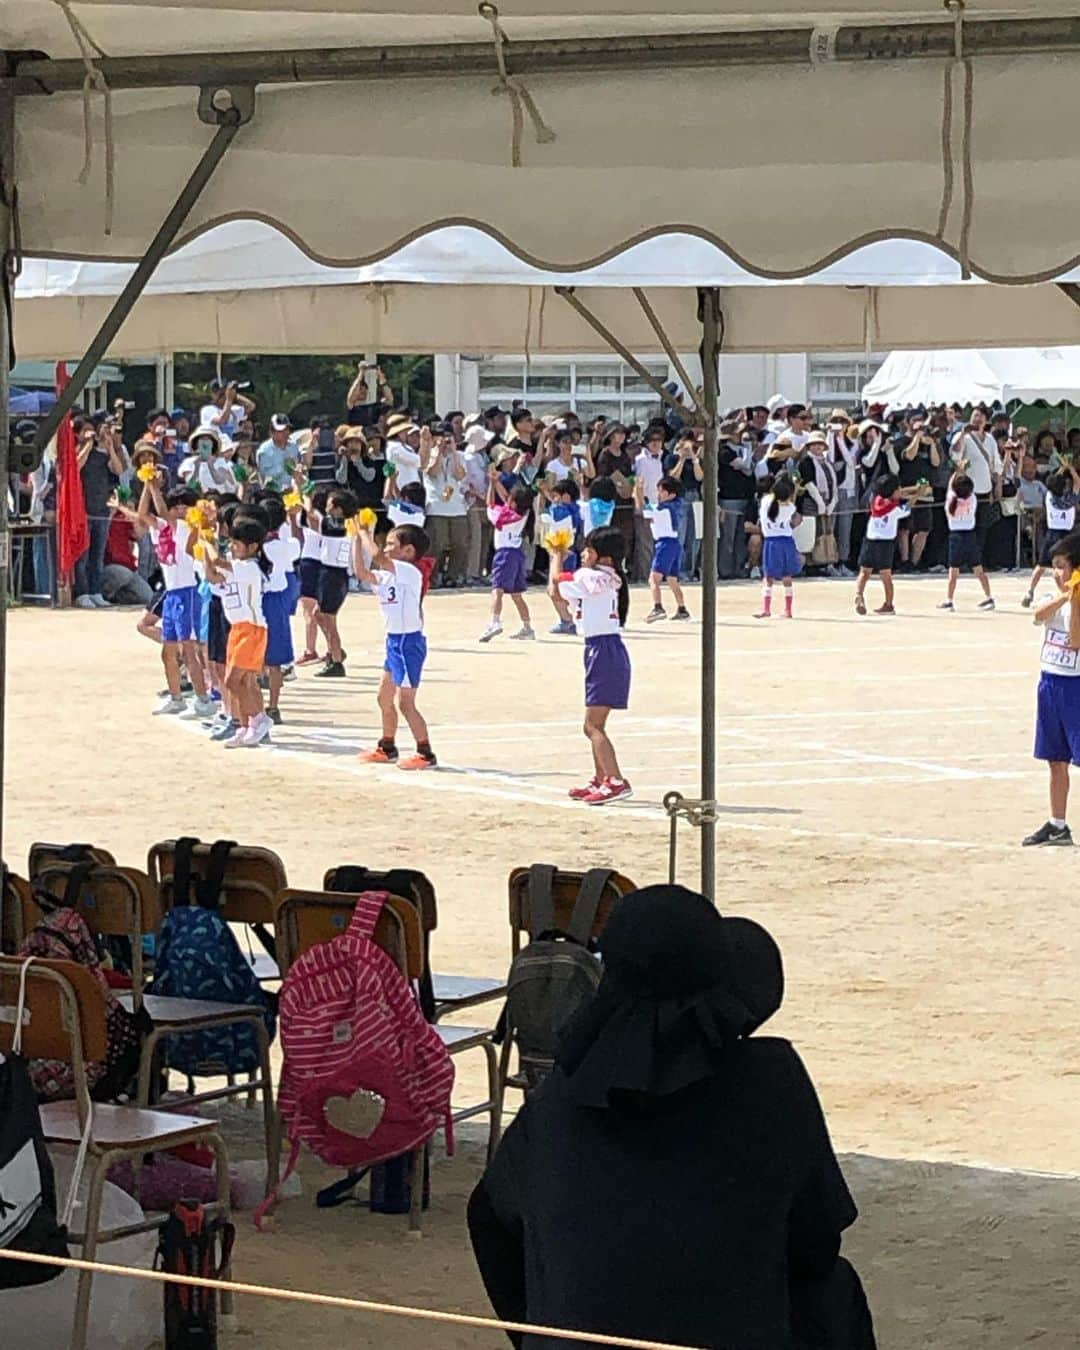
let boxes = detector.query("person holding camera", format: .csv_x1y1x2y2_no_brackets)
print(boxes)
345,362,394,429
716,420,756,580
665,429,703,580
199,379,254,440
73,416,126,608
897,418,940,571
949,406,1003,555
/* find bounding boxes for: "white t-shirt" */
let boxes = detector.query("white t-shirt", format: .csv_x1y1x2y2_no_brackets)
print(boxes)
1040,600,1080,676
547,458,575,484
946,492,977,532
179,455,238,495
488,506,528,552
558,566,621,637
300,525,322,561
633,450,665,504
1047,496,1077,532
263,532,299,593
388,501,427,530
387,439,422,488
866,500,909,542
759,496,797,538
951,431,1001,495
424,453,468,517
223,557,266,627
374,560,424,636
320,532,352,570
152,518,197,591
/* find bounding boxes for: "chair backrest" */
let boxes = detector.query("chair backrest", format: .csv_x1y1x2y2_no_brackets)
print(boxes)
0,955,109,1081
28,841,116,877
149,839,287,926
507,866,636,955
33,864,161,1005
322,865,438,936
1,871,34,953
275,890,408,978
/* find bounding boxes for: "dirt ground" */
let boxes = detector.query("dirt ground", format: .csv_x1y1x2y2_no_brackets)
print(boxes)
6,573,1080,1348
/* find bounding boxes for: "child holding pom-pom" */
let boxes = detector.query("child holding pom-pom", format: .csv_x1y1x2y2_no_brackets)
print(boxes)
1024,531,1080,847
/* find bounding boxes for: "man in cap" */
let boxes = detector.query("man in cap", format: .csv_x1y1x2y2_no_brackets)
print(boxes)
257,413,299,490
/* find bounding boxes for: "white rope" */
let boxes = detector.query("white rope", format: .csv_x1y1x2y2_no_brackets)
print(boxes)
52,0,115,237
479,2,557,168
60,1105,94,1230
11,955,33,1056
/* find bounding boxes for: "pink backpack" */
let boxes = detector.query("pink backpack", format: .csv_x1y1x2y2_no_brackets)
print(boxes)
258,892,453,1226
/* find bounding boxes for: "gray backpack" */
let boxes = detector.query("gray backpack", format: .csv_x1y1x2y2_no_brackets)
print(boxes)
505,865,614,1091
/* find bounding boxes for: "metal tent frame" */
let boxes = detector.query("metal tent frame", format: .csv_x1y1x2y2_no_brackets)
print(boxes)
6,16,1080,896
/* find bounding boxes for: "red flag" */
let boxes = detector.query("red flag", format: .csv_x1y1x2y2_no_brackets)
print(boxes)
55,362,88,583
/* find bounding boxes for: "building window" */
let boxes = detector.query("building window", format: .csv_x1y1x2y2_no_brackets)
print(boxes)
476,356,669,424
808,354,886,412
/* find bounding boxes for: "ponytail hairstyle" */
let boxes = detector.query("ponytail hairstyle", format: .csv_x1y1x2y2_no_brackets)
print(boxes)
586,526,630,628
230,513,272,579
768,471,795,521
949,473,974,515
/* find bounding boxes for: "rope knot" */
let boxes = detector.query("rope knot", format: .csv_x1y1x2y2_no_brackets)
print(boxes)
479,2,557,168
53,0,115,236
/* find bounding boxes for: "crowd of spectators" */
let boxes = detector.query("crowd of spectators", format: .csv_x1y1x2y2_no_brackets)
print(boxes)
20,358,1079,607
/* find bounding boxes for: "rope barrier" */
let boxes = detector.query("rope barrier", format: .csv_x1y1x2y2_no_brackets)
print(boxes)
0,1247,704,1350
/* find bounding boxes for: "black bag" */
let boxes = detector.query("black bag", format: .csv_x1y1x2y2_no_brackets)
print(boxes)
501,865,613,1091
0,970,69,1289
157,1200,235,1349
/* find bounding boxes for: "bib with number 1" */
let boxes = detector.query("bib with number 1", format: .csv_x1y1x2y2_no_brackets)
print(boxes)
1042,627,1079,671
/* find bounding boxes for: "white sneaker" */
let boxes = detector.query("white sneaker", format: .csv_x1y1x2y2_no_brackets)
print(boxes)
153,695,187,716
245,714,273,747
90,593,110,608
479,621,503,643
75,595,97,610
180,696,217,720
223,729,250,749
749,566,762,581
509,626,536,641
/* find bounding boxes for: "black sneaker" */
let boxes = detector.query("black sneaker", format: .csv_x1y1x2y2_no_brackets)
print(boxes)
1022,821,1073,847
267,707,283,725
315,661,346,678
672,607,692,622
645,606,667,624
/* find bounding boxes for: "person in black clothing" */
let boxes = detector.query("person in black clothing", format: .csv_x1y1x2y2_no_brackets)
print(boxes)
73,417,126,607
468,884,875,1350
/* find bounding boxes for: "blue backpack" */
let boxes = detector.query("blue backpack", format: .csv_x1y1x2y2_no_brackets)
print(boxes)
148,838,276,1078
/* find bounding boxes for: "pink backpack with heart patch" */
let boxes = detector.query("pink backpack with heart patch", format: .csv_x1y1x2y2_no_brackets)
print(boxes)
258,892,453,1226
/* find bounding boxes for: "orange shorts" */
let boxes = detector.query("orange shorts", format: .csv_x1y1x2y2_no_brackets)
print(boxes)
226,621,268,674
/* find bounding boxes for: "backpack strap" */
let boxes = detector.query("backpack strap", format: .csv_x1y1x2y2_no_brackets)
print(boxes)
195,839,236,910
345,890,389,943
565,868,616,946
62,860,95,911
172,836,201,907
526,864,557,940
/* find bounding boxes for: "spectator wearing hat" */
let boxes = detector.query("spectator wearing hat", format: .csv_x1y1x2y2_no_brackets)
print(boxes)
716,420,756,580
424,425,470,588
385,414,426,488
463,425,494,582
257,413,300,490
633,427,668,580
800,430,841,574
665,429,703,581
483,405,509,446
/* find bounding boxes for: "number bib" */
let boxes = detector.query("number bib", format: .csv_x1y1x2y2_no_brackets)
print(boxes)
1042,628,1079,672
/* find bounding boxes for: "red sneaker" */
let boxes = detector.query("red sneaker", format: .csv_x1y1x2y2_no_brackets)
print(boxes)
294,650,323,666
569,778,600,800
358,746,398,764
398,753,437,771
583,777,633,806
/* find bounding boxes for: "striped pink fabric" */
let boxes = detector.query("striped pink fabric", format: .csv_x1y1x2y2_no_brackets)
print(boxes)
277,891,454,1172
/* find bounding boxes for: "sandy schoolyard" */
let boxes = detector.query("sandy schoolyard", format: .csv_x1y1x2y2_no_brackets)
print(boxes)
5,573,1079,1348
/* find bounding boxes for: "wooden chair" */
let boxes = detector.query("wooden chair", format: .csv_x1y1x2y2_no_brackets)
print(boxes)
149,839,286,983
498,866,637,1105
35,861,279,1191
1,869,34,952
0,955,232,1350
322,865,506,1018
28,842,116,877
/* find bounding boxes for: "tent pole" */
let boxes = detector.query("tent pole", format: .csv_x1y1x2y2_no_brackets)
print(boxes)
698,288,722,903
631,289,709,422
33,88,254,454
0,82,13,878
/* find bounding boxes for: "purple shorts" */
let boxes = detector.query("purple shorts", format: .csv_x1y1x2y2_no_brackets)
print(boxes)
491,546,527,594
584,633,631,710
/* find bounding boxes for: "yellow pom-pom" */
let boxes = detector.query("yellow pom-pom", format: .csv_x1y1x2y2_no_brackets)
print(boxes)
283,490,302,511
545,526,574,552
345,518,359,538
136,462,156,483
193,541,205,561
357,507,377,530
185,506,206,531
1069,567,1080,591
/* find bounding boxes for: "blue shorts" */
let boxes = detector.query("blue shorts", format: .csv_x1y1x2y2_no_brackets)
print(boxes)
263,588,295,668
197,581,211,644
161,585,200,643
1034,672,1080,764
285,571,301,616
384,631,427,689
762,535,803,580
650,537,681,579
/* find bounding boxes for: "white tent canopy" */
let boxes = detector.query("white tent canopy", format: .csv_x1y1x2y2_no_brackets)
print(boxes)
5,3,1080,280
863,347,1080,407
13,223,1080,359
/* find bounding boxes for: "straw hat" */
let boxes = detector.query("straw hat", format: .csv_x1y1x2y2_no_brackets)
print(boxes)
131,438,161,465
804,429,828,448
827,408,852,424
385,413,419,440
336,423,366,445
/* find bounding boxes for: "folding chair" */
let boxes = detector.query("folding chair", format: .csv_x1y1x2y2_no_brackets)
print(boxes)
498,866,637,1106
148,839,286,983
28,842,116,876
322,865,506,1019
36,861,280,1192
0,955,232,1350
1,869,34,953
274,888,407,978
